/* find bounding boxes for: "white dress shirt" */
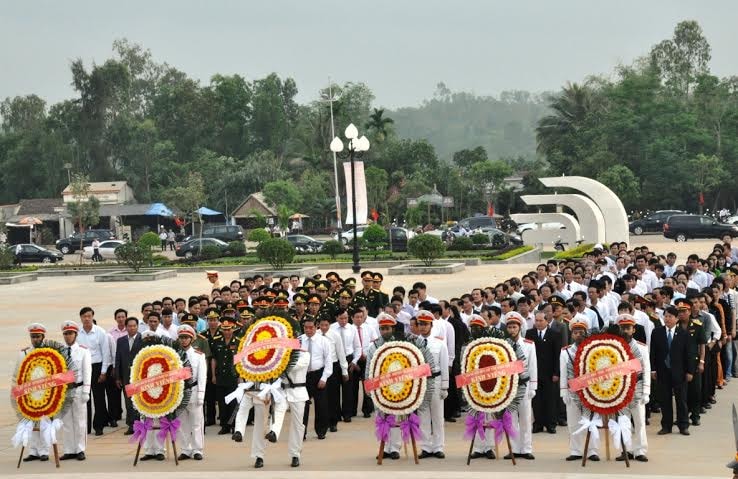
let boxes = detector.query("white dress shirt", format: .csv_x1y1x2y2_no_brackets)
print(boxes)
78,324,113,370
431,318,456,363
300,333,333,383
355,322,379,357
330,322,361,364
320,329,348,376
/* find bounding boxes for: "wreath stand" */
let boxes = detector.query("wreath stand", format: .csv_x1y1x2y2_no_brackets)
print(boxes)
16,426,60,469
581,412,629,468
133,420,179,466
377,423,419,465
465,417,515,466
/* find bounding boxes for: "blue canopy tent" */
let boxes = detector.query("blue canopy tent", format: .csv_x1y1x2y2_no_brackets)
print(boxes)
197,206,223,216
146,203,175,217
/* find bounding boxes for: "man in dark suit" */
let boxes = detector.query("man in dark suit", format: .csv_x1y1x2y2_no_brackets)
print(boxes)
114,317,142,435
650,305,696,435
526,310,562,433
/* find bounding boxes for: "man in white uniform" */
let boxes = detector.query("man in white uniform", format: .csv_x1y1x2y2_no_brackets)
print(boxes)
139,331,166,461
60,321,92,461
504,314,537,460
18,324,51,462
417,310,449,459
176,325,207,460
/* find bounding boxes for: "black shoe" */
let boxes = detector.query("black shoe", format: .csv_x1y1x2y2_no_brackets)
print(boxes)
39,455,49,462
124,426,134,435
646,418,650,426
657,429,671,435
140,454,155,461
155,454,165,461
254,457,264,468
504,453,513,460
700,406,706,414
217,427,230,435
77,452,86,461
343,417,352,423
532,426,543,433
232,431,242,442
317,434,326,440
588,455,600,461
265,431,277,443
434,451,445,459
193,453,203,460
291,457,300,467
679,429,690,436
178,453,190,460
94,430,103,436
390,451,400,460
704,403,712,409
470,452,484,459
363,412,371,418
486,450,496,459
60,453,77,460
205,420,216,427
246,420,254,426
691,418,700,426
546,427,556,434
565,455,582,461
635,455,648,462
419,450,433,459
445,417,456,423
329,425,338,432
520,453,535,460
558,419,568,427
616,452,634,461
109,420,118,428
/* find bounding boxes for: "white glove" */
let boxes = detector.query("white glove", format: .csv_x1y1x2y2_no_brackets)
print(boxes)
526,388,536,400
440,389,448,400
562,390,571,405
641,394,649,405
81,393,90,403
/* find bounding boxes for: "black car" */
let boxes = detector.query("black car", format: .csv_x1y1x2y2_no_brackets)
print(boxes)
12,243,64,263
629,210,684,235
458,215,497,230
663,214,738,241
56,229,115,254
286,235,323,253
184,225,244,243
387,227,412,252
175,238,230,258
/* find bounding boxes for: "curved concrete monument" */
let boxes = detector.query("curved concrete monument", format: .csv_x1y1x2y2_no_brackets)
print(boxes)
510,213,581,247
521,194,606,244
539,176,629,243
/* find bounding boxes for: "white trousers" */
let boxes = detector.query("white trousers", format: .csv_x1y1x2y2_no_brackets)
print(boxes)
419,392,444,453
27,431,49,457
472,413,494,453
234,393,254,435
565,402,600,456
626,402,648,456
177,402,204,456
61,395,87,454
143,429,164,455
510,397,533,454
251,400,306,460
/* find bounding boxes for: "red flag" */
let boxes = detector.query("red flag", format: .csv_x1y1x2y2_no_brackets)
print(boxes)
487,202,495,217
698,192,705,206
371,208,379,222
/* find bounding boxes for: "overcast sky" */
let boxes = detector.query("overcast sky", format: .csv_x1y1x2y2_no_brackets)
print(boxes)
2,1,737,109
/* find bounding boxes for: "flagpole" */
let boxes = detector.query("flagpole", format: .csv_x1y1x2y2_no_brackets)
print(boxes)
328,78,343,237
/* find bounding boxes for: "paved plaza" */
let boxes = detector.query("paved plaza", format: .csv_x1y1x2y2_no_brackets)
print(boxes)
0,237,735,477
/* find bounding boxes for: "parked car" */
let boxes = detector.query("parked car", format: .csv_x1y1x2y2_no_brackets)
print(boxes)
458,215,497,230
333,225,368,245
82,240,126,260
55,229,115,254
11,243,64,263
479,227,524,248
286,234,324,253
629,210,684,235
663,214,738,241
183,225,244,243
387,227,415,251
175,238,230,258
516,222,565,235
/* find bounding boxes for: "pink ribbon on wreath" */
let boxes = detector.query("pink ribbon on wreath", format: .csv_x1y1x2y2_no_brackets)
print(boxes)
375,413,396,442
129,418,153,444
399,412,422,443
157,417,181,444
488,410,517,445
463,411,487,441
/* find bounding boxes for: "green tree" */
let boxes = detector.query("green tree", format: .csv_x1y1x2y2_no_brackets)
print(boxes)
365,166,389,216
161,172,206,236
66,174,101,263
365,108,394,143
263,180,301,212
596,165,641,211
408,234,446,266
685,154,728,213
650,20,711,98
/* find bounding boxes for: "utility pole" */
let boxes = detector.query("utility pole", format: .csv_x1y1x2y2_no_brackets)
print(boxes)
327,79,343,236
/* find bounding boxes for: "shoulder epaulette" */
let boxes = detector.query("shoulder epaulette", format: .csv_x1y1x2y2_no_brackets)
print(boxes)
79,344,87,349
197,334,207,340
692,319,702,326
194,349,203,354
213,334,223,340
524,338,534,344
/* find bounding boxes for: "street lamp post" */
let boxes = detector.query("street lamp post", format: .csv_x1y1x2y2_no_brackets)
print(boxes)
330,123,370,274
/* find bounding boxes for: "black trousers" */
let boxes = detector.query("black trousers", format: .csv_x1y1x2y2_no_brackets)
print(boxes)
532,378,557,429
205,380,217,424
303,369,328,437
702,347,718,404
658,374,689,431
122,381,139,426
352,356,374,417
687,371,702,420
87,362,109,433
327,361,341,427
216,384,236,428
444,365,459,419
105,371,122,421
341,355,355,420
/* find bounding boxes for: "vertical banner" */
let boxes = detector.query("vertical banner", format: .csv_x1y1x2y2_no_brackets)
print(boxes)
344,161,368,226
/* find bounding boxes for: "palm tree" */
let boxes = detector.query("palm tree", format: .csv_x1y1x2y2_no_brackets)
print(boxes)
535,82,593,157
365,108,394,143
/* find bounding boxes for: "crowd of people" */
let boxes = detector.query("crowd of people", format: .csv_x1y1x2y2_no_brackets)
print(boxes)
14,239,738,469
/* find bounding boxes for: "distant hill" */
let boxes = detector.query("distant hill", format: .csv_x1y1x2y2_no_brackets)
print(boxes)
389,86,550,161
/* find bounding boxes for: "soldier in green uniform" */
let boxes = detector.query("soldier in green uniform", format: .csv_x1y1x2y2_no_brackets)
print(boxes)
355,271,381,317
202,308,221,426
343,277,357,293
372,272,390,310
326,272,343,298
306,294,322,318
179,313,212,358
212,317,240,435
678,298,706,427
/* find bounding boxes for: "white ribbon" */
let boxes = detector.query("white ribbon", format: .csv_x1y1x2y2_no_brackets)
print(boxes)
573,413,602,442
11,419,34,448
225,381,255,404
257,378,285,404
39,416,62,445
608,415,632,452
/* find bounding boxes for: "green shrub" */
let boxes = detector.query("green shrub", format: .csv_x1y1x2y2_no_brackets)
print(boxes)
552,243,594,260
256,238,295,269
408,234,446,266
470,233,489,245
487,245,534,260
322,240,344,259
200,245,223,260
0,245,15,269
115,242,149,272
150,254,170,264
227,240,247,256
138,231,161,250
449,236,474,250
362,224,387,249
247,228,271,243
